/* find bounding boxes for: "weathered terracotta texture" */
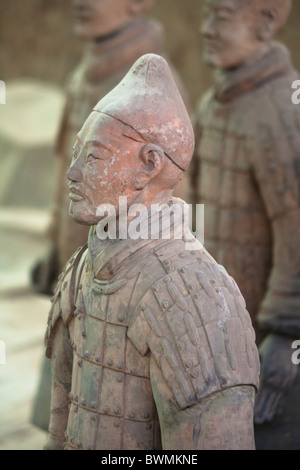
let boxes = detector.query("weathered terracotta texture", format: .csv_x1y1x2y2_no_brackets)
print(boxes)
45,54,259,450
31,0,188,296
192,0,300,449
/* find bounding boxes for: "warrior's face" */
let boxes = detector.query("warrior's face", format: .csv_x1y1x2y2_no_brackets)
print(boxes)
67,112,144,226
201,0,267,69
72,0,151,40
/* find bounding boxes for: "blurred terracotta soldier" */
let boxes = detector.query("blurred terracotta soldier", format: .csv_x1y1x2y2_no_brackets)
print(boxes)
44,54,259,451
192,0,300,449
32,0,188,295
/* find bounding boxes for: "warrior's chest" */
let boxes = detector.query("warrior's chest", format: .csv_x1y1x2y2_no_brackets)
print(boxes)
69,272,150,378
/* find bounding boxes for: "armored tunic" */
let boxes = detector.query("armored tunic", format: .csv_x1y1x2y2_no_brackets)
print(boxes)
192,43,300,335
45,204,259,450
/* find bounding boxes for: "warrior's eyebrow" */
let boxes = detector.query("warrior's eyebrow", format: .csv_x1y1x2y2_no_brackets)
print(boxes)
73,137,112,153
86,140,112,153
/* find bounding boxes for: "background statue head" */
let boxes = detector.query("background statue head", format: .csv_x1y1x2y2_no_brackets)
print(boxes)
67,54,194,226
72,0,155,40
201,0,292,69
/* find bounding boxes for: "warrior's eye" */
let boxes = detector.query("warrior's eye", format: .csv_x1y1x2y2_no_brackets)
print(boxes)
86,153,97,163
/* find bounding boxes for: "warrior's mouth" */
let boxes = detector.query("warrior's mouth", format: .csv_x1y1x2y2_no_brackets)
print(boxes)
69,186,86,202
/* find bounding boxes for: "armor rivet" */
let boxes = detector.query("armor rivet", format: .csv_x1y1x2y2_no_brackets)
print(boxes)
74,406,78,413
188,284,194,290
152,284,159,292
84,351,90,358
70,437,75,444
79,284,82,290
114,407,121,415
180,267,186,274
74,395,78,402
81,399,86,406
180,253,186,258
141,303,147,312
77,314,82,321
78,359,83,367
118,316,125,323
217,303,222,308
131,368,137,375
91,402,97,410
104,406,110,414
117,375,123,383
95,356,101,362
144,412,150,419
216,288,221,293
165,276,172,283
114,420,121,428
118,362,125,370
185,361,192,369
191,370,199,379
91,414,97,421
162,300,169,309
107,359,113,366
211,280,216,284
146,423,152,430
164,260,170,266
193,293,198,299
81,330,86,337
178,342,185,351
129,411,135,419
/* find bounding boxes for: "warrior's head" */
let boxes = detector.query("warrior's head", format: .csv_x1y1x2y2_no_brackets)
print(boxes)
72,0,155,40
67,54,194,226
201,0,292,69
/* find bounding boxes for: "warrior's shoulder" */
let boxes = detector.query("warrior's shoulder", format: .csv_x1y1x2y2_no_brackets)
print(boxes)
128,243,260,409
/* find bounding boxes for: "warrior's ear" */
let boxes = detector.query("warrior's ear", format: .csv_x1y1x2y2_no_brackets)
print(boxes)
128,0,154,15
133,143,165,190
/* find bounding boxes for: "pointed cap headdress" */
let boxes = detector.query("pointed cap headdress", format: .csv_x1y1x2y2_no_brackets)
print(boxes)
93,54,194,171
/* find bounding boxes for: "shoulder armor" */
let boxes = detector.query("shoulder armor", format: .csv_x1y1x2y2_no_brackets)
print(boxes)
128,249,260,409
45,244,87,358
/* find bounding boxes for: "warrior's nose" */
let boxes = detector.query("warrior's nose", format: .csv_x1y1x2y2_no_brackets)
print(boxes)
67,166,83,183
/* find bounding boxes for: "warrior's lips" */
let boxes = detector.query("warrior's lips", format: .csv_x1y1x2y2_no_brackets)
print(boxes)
69,188,86,202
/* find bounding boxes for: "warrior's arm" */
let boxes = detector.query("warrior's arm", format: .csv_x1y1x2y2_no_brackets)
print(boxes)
150,356,256,450
43,247,86,449
44,318,73,450
252,116,300,336
128,253,259,450
251,108,300,424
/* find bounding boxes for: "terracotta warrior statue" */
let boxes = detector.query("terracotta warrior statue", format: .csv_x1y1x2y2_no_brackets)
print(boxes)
31,0,188,295
44,54,259,451
192,0,300,449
